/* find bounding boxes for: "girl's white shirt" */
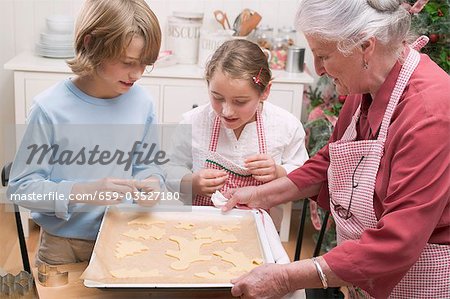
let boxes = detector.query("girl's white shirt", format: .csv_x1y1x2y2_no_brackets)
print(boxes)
166,101,309,193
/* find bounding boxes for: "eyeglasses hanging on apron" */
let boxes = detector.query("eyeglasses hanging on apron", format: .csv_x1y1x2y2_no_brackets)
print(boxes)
193,107,267,206
327,37,450,298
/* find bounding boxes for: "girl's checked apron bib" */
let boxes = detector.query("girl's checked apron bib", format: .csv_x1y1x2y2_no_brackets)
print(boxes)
193,109,267,206
327,45,450,298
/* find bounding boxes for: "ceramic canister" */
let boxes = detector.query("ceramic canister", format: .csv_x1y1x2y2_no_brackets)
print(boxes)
198,29,234,68
167,11,204,64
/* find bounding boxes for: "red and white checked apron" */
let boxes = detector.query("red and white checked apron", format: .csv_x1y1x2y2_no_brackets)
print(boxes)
328,45,450,298
193,108,267,206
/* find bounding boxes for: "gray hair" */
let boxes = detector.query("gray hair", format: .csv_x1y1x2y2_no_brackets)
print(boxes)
295,0,412,55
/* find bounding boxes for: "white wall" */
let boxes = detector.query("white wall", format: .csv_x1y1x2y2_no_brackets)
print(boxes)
0,0,316,166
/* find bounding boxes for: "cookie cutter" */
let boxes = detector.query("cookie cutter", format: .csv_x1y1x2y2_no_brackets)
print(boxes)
0,271,34,296
37,261,69,287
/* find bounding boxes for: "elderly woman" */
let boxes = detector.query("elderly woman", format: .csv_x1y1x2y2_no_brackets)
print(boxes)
223,0,450,298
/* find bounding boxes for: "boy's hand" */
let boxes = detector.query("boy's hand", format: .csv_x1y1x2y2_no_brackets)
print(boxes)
193,169,228,197
245,154,284,183
71,178,137,205
133,176,162,207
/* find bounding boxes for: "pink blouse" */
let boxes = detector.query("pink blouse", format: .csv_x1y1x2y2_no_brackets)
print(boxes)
288,54,450,297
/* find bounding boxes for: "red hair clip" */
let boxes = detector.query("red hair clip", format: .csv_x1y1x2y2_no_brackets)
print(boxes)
252,68,263,86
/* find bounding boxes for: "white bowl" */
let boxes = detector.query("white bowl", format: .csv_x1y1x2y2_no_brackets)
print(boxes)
40,32,73,44
46,15,74,34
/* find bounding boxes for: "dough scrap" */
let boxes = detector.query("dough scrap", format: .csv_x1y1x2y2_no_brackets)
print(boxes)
213,247,263,272
175,222,195,230
122,226,165,240
219,220,241,232
115,240,149,258
193,226,237,243
219,224,240,232
165,236,213,270
194,266,238,280
128,216,165,226
110,268,161,278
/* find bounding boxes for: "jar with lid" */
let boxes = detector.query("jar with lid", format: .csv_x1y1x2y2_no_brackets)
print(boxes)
269,37,289,70
278,26,297,47
167,11,204,64
254,25,274,50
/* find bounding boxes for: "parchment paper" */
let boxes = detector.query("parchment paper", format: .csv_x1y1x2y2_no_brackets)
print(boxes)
82,206,265,286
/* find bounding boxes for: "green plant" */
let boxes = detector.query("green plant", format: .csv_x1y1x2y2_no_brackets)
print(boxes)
409,0,450,73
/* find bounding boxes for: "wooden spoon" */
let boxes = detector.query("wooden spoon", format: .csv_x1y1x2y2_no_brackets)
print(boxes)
239,11,261,36
214,10,231,30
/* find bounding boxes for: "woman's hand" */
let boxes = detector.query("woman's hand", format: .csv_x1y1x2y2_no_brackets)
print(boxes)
231,264,291,299
244,154,286,183
71,178,137,205
192,169,228,197
222,186,266,211
134,176,161,207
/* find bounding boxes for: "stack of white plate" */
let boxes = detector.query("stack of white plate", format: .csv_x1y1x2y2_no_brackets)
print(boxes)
36,15,75,59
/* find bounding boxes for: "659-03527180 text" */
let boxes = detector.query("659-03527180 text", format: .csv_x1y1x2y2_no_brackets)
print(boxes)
9,191,181,202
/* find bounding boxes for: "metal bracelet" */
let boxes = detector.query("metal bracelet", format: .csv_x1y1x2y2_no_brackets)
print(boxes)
312,257,328,289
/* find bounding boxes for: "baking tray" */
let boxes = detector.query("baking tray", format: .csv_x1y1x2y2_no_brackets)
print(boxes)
84,205,274,289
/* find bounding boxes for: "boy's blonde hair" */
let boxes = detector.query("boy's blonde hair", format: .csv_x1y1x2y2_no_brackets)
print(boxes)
67,0,161,76
205,39,272,94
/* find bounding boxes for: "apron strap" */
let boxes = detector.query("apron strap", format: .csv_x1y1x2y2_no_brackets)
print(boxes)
255,108,267,154
209,106,267,154
208,116,222,152
378,48,421,142
411,35,429,51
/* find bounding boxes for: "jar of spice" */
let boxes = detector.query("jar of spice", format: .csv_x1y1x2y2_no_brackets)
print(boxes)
255,25,274,50
278,26,297,47
269,37,288,70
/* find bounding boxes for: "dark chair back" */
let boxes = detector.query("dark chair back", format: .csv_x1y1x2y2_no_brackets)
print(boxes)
1,162,12,187
2,162,31,273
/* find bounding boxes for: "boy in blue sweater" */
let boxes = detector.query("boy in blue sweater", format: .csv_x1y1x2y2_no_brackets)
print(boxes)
7,0,163,265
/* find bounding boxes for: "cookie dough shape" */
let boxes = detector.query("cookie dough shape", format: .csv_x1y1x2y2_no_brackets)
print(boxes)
122,226,165,240
219,219,241,232
193,226,237,243
213,247,263,272
110,268,161,278
128,216,165,226
175,222,195,230
219,224,240,232
115,240,149,258
165,236,213,270
194,266,239,280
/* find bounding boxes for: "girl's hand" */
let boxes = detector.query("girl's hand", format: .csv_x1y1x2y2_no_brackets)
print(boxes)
193,169,228,197
244,154,285,183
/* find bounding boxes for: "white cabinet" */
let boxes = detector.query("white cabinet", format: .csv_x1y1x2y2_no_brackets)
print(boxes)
4,52,314,241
